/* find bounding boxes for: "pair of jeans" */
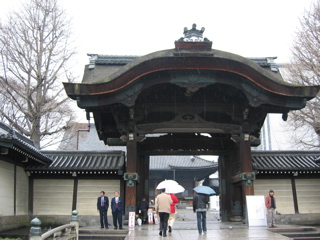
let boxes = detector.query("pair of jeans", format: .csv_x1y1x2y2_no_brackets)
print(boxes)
112,209,122,228
99,208,108,228
159,212,169,233
196,211,207,234
267,208,275,226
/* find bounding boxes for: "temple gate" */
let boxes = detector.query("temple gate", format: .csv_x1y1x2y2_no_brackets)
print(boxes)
64,24,319,221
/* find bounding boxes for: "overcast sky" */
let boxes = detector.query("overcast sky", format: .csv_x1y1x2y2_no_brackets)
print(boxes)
1,0,315,74
0,0,317,150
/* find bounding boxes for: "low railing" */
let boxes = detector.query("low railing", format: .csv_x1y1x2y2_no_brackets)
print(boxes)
29,210,79,240
40,224,77,240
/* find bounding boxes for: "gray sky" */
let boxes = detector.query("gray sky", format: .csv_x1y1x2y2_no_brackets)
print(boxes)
0,0,317,150
1,0,315,75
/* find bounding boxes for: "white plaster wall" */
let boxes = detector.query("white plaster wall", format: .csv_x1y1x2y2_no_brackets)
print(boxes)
77,179,120,215
296,178,320,213
0,160,14,216
254,179,295,214
33,179,73,215
16,166,28,215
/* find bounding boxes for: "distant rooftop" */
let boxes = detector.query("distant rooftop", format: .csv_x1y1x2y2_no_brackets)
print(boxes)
0,121,51,164
252,150,320,174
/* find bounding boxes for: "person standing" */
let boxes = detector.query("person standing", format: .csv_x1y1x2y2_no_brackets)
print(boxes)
111,191,123,229
155,189,172,237
168,193,179,233
97,191,109,229
138,197,149,224
265,190,276,228
193,192,209,235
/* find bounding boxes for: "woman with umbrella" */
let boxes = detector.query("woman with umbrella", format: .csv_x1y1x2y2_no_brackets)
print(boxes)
156,180,184,235
166,185,184,233
193,185,215,235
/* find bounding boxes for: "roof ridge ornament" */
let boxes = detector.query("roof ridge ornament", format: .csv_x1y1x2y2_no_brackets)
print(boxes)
177,23,211,42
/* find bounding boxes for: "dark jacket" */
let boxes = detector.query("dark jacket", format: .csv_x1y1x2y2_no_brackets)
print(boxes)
139,200,149,211
193,194,208,212
111,197,123,212
97,196,109,210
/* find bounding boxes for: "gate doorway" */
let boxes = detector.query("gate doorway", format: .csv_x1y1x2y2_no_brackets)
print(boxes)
63,24,319,221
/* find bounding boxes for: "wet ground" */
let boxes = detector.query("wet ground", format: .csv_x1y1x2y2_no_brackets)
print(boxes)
82,220,291,240
2,209,319,239
81,209,291,240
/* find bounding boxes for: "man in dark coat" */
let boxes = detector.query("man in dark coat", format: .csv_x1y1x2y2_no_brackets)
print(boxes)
193,192,209,235
97,191,109,229
138,197,149,224
111,191,123,229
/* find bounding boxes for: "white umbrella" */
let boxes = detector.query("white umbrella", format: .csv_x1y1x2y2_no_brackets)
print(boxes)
166,184,185,194
156,179,179,189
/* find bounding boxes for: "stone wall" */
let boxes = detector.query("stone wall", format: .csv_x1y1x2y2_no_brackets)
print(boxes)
77,179,120,216
295,179,320,213
0,160,14,216
16,166,29,215
0,215,30,232
33,179,73,215
0,162,29,215
276,213,320,225
254,179,295,214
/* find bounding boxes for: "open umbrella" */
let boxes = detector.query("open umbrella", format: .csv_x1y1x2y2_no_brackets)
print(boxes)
156,179,178,190
193,186,216,195
166,184,185,194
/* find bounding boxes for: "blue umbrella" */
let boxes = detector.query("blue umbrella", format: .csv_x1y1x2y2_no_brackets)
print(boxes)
193,186,216,195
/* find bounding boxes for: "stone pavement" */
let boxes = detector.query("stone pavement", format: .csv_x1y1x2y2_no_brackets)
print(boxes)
81,209,292,240
122,221,291,240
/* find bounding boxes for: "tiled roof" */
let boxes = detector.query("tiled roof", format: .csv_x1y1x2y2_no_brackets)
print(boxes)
27,150,125,174
86,54,280,72
150,155,217,170
87,54,139,69
252,151,320,173
0,122,51,164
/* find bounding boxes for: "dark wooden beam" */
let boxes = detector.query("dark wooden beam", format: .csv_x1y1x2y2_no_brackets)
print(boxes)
14,164,17,216
72,179,78,211
140,150,230,156
28,177,34,216
107,138,126,146
291,177,299,214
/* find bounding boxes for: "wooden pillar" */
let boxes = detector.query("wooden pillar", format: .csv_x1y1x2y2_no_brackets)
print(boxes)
144,155,150,202
239,134,254,191
28,177,34,216
219,155,233,222
72,179,78,211
125,140,138,218
239,128,254,223
14,164,17,216
137,155,150,204
291,177,299,214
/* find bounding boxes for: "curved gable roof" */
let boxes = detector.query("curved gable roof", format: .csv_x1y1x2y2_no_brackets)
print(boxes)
64,47,320,100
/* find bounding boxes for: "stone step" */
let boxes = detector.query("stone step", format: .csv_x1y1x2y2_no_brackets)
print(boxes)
79,228,128,240
281,232,320,238
269,227,318,233
79,234,126,240
291,237,320,240
79,229,128,234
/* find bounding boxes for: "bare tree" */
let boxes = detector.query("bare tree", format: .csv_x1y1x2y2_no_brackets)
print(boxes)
281,0,320,149
0,0,77,149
